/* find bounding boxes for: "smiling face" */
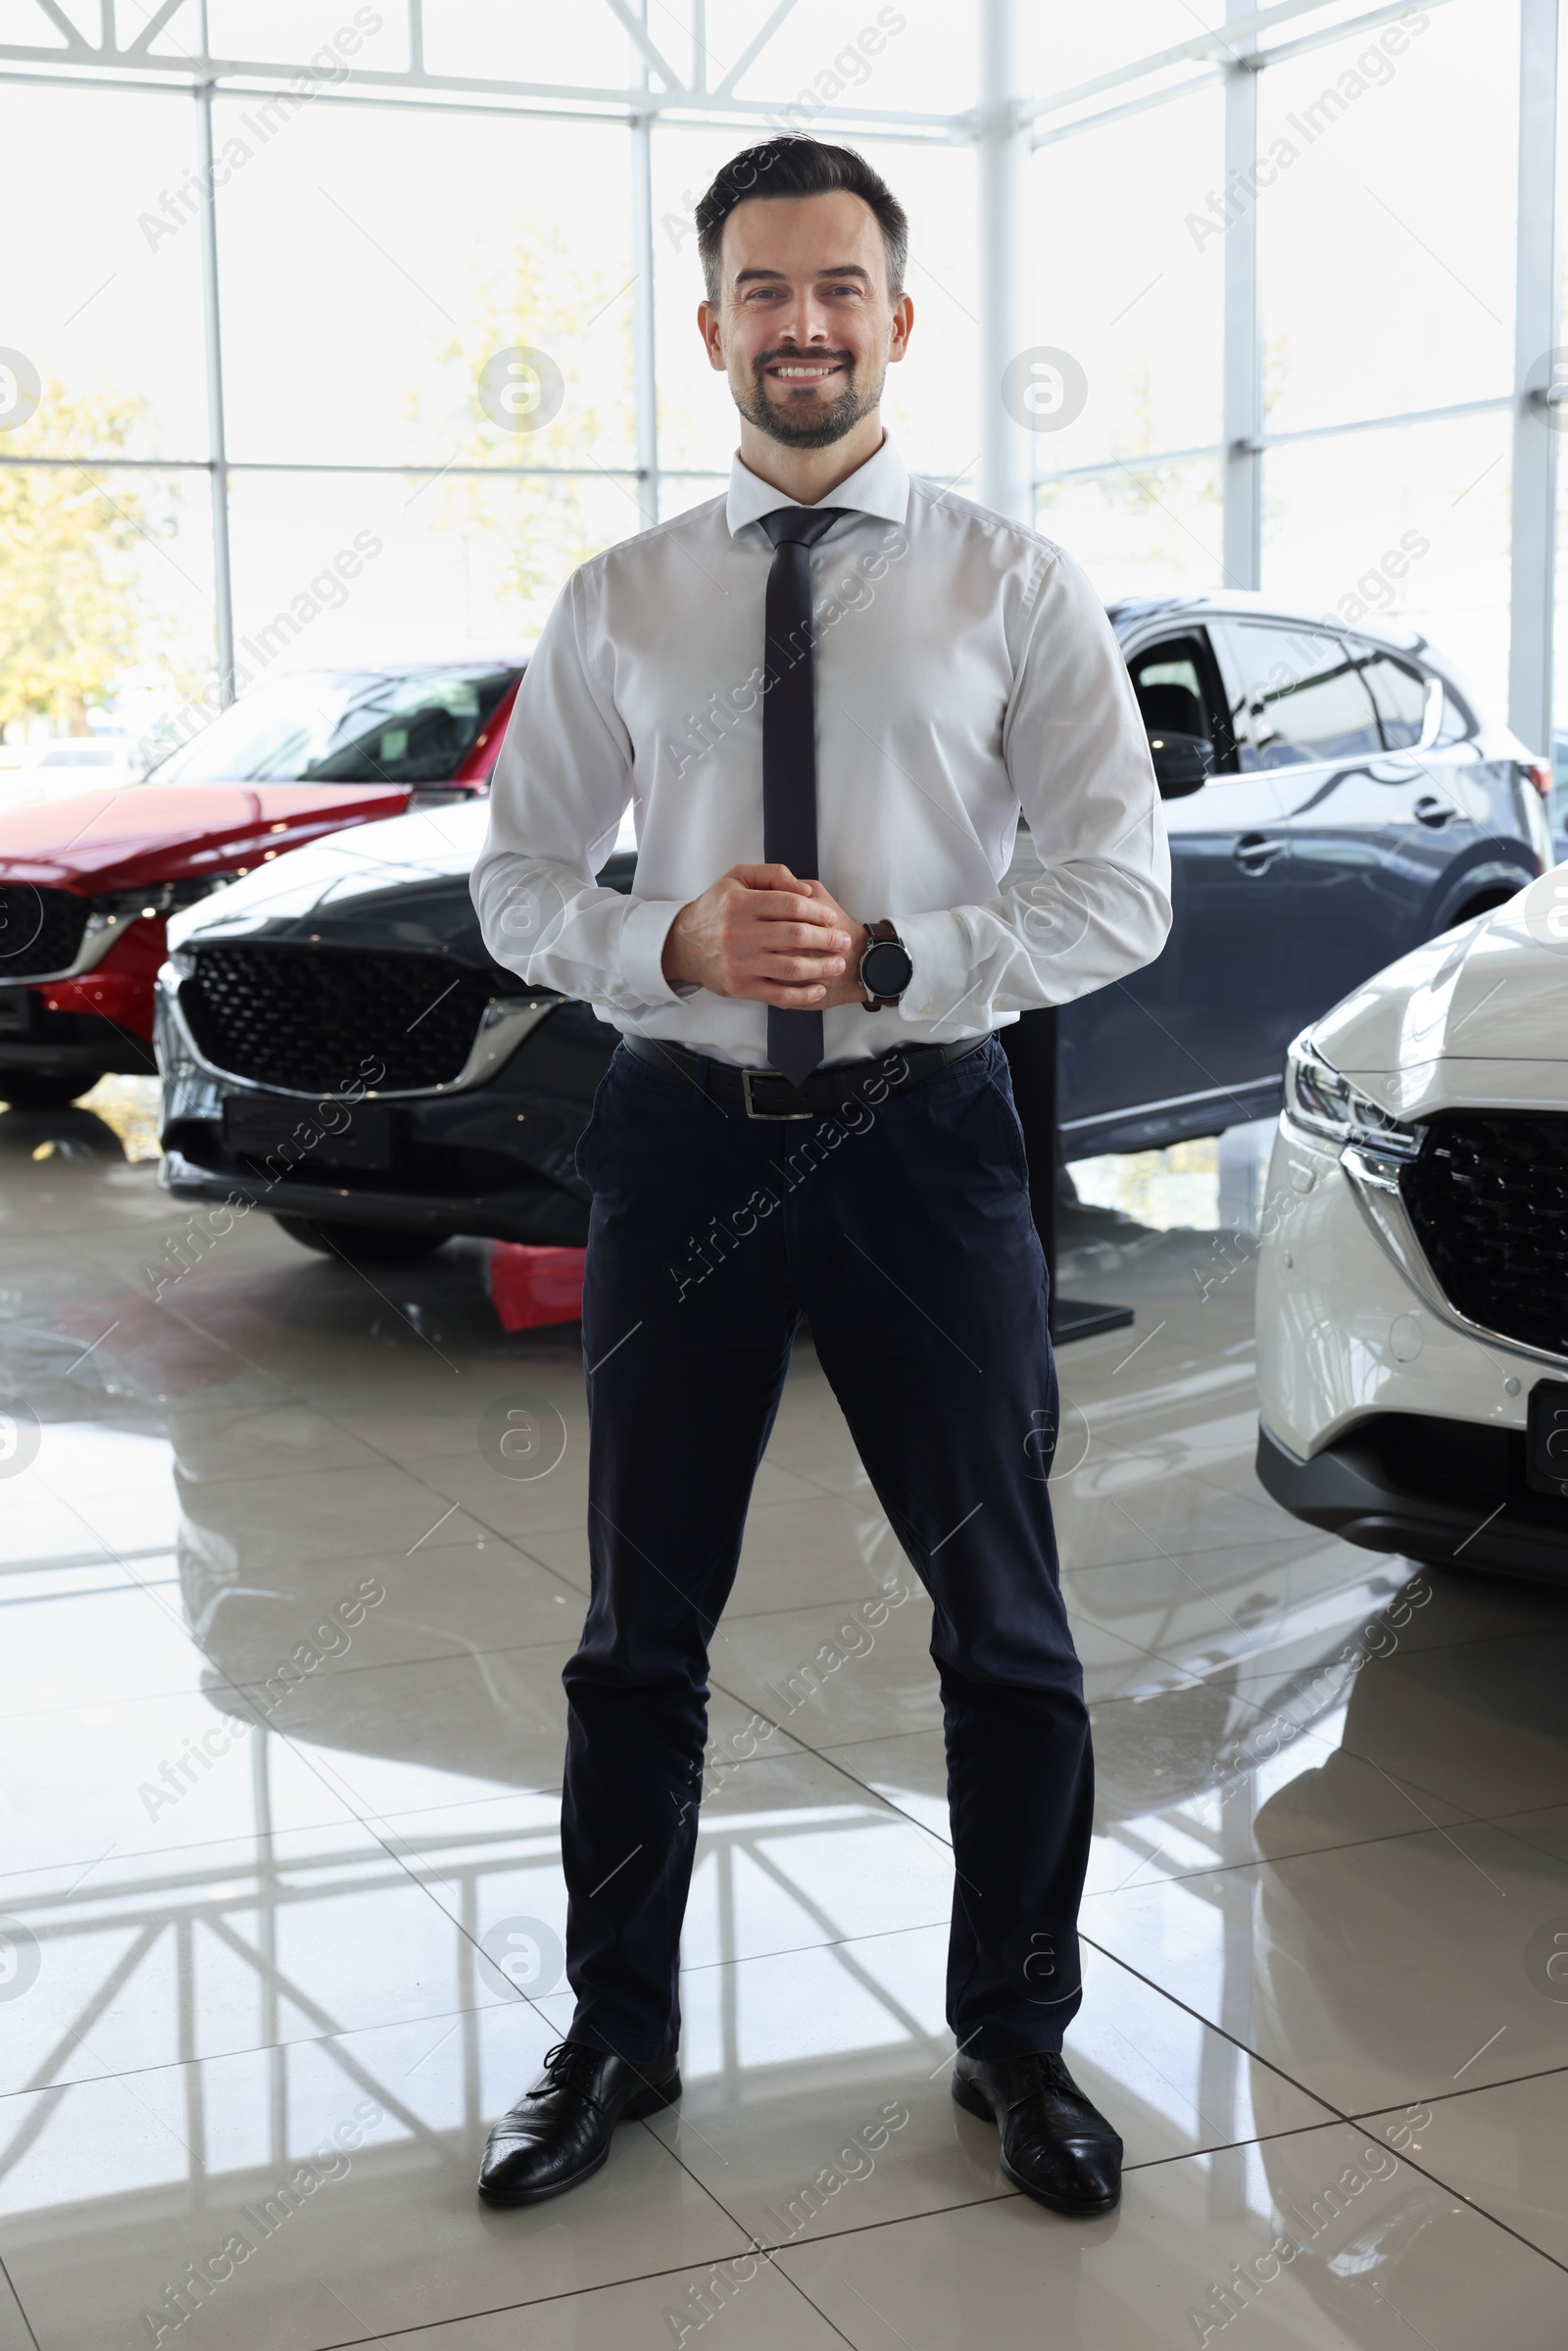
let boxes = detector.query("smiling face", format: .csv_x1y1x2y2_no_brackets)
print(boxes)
699,188,912,452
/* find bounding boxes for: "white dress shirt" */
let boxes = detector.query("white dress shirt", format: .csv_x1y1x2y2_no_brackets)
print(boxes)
471,432,1171,1068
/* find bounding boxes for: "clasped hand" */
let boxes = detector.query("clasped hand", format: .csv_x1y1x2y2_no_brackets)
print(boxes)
662,864,869,1009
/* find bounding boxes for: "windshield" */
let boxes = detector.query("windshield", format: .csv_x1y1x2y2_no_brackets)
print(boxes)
147,666,517,786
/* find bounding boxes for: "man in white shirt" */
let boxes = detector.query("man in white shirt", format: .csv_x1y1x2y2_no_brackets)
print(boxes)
473,136,1171,2218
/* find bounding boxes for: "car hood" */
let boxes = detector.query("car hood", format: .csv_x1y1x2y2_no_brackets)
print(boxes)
167,801,496,962
0,780,412,892
1312,865,1568,1113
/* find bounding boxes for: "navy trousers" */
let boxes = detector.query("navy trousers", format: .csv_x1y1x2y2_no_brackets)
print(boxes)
562,1032,1093,2063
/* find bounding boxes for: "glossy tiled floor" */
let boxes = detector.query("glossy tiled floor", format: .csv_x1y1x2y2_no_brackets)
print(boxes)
2,1088,1567,2349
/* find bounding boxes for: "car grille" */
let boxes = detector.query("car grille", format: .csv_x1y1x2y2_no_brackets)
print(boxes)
0,886,90,979
181,945,496,1094
1400,1111,1568,1360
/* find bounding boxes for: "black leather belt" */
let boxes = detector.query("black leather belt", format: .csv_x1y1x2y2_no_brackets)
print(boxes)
620,1031,988,1120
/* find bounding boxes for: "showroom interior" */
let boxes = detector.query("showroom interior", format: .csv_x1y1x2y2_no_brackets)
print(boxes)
2,0,1567,2345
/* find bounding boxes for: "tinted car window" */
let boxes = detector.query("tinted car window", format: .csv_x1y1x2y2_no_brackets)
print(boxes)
149,667,517,786
1128,639,1215,743
1355,650,1429,749
1223,622,1383,767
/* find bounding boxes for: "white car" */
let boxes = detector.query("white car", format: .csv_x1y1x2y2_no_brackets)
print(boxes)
1255,866,1568,1581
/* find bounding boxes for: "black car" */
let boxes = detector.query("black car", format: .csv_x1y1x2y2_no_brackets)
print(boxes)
156,598,1551,1259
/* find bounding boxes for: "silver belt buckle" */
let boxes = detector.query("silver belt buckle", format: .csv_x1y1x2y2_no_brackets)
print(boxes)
741,1068,813,1121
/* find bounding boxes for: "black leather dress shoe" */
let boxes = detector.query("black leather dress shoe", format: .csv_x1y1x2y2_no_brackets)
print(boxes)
953,2049,1122,2216
477,2039,681,2206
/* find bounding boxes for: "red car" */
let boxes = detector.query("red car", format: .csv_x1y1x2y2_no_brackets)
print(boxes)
0,662,521,1107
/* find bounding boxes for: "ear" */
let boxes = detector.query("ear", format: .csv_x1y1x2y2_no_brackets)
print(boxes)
697,300,727,372
888,291,914,363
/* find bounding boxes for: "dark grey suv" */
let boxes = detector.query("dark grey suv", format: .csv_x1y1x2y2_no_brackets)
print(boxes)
155,598,1551,1259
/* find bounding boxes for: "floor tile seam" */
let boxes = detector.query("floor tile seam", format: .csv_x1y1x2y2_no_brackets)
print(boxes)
0,2247,40,2351
0,1544,173,1576
1081,1802,1532,1903
146,1648,566,1975
0,1807,385,1893
669,1913,956,1984
1346,2062,1568,2120
1,1624,579,1724
1086,1803,1523,1891
0,1985,542,2108
1471,1805,1568,1859
0,1828,508,1912
0,1582,172,1619
1067,1613,1407,1708
388,1491,592,1559
702,1674,950,1851
316,1402,594,1522
635,2120,862,2346
1301,2133,1568,2279
1225,1615,1568,1671
302,2229,864,2351
508,1540,591,1595
0,1664,263,1730
1055,1522,1329,1574
324,1783,566,1844
1070,1935,1346,2122
228,1620,592,1701
26,1458,277,1682
143,1291,299,1403
1119,2116,1350,2172
1326,1735,1516,1833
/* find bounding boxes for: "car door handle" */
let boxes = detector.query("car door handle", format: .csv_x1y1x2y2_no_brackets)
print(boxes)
1232,834,1288,873
1413,795,1456,827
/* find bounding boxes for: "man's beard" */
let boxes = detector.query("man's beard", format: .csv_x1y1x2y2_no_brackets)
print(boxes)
735,350,882,449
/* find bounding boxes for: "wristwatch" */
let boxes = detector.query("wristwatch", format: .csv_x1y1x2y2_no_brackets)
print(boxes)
858,918,913,1011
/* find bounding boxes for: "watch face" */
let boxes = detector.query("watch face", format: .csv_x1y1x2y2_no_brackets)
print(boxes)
862,940,913,997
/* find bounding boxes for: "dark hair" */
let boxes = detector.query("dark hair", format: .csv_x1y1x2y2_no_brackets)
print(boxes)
695,138,908,307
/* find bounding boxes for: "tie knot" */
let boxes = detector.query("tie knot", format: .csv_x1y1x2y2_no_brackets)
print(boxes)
759,504,847,552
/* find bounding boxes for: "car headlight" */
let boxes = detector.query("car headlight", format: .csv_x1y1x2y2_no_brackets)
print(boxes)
1285,1036,1422,1161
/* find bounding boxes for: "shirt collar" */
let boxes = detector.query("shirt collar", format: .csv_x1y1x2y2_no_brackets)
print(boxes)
725,431,909,539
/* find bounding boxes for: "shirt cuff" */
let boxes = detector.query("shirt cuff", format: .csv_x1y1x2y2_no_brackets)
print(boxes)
894,908,979,1026
618,895,690,1008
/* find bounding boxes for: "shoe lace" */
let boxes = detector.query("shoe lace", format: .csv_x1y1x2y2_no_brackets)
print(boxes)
1010,2052,1069,2105
527,2041,603,2106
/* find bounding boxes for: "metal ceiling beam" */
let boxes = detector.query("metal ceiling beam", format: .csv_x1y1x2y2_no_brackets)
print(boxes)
1508,0,1560,753
1021,0,1349,125
710,0,802,102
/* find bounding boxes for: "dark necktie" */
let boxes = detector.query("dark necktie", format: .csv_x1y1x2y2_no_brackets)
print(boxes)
758,504,846,1086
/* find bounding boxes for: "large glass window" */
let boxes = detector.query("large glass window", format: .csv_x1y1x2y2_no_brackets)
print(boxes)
1028,84,1226,477
0,8,1555,797
215,104,635,475
1036,455,1224,601
1257,10,1517,435
1259,411,1512,720
0,84,209,460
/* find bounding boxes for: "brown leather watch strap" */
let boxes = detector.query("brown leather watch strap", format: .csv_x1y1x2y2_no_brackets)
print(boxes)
859,917,908,1011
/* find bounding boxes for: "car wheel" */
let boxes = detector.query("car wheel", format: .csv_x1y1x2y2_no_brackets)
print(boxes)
273,1214,447,1265
1446,889,1522,928
0,1071,105,1109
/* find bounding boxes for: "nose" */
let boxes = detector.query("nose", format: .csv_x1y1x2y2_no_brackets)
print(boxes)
771,291,840,347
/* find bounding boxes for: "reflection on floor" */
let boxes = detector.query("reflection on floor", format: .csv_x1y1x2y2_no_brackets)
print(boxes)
1,1086,1566,2348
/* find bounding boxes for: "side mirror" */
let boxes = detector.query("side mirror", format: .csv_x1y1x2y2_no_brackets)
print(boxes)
1148,730,1213,798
